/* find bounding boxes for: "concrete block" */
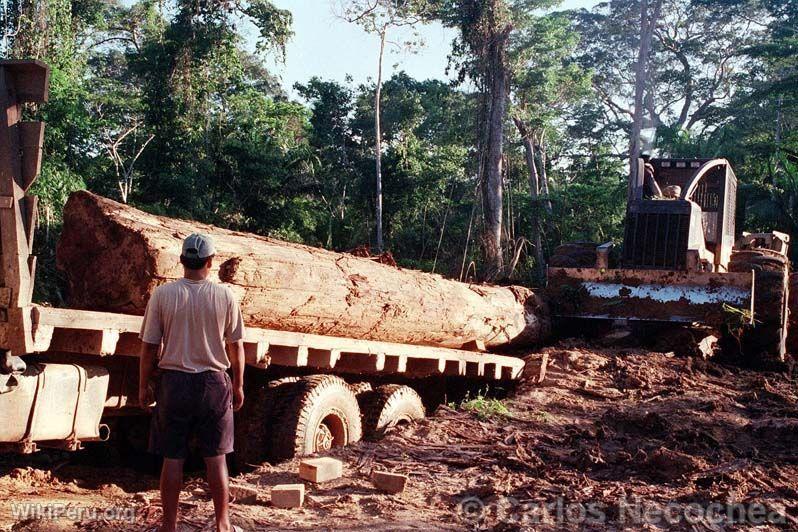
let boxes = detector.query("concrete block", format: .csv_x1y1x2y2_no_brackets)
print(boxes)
371,470,408,494
229,483,259,504
299,457,343,483
271,484,305,508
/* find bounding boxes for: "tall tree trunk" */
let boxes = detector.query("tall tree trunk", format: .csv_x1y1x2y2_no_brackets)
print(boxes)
513,117,545,275
480,22,512,281
538,131,553,214
375,30,386,252
629,0,662,184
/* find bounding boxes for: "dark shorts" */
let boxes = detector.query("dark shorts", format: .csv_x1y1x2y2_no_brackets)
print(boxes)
149,370,234,459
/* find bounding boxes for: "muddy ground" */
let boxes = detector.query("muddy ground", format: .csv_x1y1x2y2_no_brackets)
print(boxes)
1,339,797,531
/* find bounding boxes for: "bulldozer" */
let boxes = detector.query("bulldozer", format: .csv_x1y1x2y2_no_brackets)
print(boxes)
546,157,790,364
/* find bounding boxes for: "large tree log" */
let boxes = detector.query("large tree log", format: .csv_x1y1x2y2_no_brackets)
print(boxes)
56,191,549,350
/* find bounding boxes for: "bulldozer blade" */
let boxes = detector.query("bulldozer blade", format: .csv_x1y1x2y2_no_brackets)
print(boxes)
547,267,754,325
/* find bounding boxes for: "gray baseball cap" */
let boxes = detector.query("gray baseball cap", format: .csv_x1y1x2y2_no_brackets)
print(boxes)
181,233,216,259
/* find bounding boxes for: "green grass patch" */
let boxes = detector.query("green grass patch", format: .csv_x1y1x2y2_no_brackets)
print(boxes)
450,391,511,420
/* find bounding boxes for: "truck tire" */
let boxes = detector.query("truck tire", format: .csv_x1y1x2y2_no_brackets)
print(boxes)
549,242,598,268
728,249,786,272
360,384,425,440
234,377,300,466
348,381,373,395
269,375,362,461
729,251,789,366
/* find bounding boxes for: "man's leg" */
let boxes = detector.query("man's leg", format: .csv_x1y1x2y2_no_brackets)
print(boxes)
205,455,231,532
160,457,185,532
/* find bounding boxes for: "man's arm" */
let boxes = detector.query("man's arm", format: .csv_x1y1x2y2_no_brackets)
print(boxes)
139,342,160,408
138,289,162,408
227,340,245,411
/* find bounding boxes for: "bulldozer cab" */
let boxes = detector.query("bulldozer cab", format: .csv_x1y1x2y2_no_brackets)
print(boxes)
624,158,737,272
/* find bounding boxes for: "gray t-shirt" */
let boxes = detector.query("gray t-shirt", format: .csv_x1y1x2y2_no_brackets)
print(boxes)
140,278,245,373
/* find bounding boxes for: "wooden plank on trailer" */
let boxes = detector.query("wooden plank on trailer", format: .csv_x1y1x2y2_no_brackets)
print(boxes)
307,348,338,369
405,357,443,376
48,328,120,356
4,306,34,353
113,332,141,356
443,359,466,376
29,305,525,381
1,61,50,103
0,195,33,309
0,287,10,307
26,255,35,304
23,195,37,250
334,352,385,373
243,340,268,366
19,122,44,192
383,354,407,373
31,323,53,352
0,73,34,312
34,306,143,332
0,194,32,309
255,327,523,368
268,345,308,367
0,323,10,347
461,339,486,352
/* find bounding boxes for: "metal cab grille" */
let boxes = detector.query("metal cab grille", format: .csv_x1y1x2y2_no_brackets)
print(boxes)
622,210,689,270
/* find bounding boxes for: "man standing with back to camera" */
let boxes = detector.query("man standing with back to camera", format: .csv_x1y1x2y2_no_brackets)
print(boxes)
139,233,246,532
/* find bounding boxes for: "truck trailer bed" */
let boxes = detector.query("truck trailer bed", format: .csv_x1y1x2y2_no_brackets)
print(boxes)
32,306,525,381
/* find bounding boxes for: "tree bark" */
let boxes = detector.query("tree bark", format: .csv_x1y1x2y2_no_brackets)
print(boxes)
513,117,545,275
629,0,662,182
479,22,512,281
375,30,386,253
56,191,550,350
538,131,553,214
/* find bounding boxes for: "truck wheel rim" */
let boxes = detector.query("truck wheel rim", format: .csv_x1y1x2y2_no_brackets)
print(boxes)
314,423,334,451
313,410,347,452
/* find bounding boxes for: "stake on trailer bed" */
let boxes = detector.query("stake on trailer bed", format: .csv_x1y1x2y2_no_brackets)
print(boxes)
0,60,525,382
0,60,48,356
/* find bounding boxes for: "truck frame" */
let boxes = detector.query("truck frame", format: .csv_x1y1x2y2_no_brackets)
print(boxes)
0,61,529,461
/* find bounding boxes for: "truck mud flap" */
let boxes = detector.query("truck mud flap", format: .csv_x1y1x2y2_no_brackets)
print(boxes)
547,267,754,325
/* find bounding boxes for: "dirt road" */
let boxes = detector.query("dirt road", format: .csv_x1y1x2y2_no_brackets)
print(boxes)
1,341,797,530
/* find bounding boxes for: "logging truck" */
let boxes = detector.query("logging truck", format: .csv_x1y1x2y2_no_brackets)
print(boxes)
0,61,541,463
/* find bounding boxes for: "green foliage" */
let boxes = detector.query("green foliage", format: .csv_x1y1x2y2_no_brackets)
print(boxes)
29,163,86,304
213,89,318,238
449,390,511,420
242,0,293,58
548,164,627,245
510,11,591,127
4,0,798,304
